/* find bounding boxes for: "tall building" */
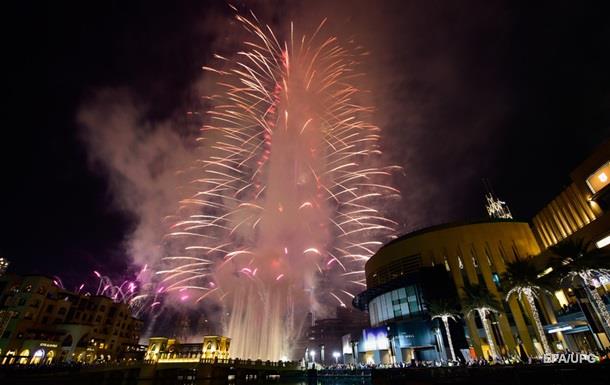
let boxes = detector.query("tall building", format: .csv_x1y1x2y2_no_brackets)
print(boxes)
0,274,143,365
483,179,513,220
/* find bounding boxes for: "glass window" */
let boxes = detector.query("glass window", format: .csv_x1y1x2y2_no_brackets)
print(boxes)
406,286,419,313
378,296,387,323
371,298,379,325
385,293,393,320
375,298,383,323
397,288,406,298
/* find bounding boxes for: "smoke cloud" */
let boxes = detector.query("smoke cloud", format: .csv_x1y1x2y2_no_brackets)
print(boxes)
78,89,195,269
77,3,515,346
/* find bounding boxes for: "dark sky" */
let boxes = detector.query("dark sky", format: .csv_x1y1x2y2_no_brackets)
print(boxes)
2,0,609,285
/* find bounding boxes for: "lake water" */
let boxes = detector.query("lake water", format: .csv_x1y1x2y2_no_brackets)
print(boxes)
141,378,372,385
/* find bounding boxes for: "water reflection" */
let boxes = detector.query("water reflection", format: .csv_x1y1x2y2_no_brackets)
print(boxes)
146,377,372,385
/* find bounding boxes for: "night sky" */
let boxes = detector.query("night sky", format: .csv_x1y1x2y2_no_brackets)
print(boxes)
2,1,609,286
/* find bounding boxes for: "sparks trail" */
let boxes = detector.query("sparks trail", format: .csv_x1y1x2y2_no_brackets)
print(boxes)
156,11,400,360
51,267,156,319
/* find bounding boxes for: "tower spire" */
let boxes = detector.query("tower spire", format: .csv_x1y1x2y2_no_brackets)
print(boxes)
483,178,513,219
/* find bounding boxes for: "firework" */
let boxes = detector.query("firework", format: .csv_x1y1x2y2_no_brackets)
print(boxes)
156,11,400,360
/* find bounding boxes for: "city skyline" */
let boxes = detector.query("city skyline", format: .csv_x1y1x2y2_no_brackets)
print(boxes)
2,1,610,288
1,1,610,378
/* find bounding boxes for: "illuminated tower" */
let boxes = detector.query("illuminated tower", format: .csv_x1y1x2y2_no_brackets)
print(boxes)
483,179,513,220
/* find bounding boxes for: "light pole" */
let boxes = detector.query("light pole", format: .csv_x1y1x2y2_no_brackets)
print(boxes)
332,351,340,364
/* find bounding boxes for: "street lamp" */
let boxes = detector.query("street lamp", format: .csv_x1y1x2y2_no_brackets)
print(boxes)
309,350,316,363
332,351,341,364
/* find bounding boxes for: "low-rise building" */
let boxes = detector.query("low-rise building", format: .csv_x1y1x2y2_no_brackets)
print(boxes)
0,274,143,365
145,336,230,362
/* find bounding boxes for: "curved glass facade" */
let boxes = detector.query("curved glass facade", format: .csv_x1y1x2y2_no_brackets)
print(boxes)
368,285,424,326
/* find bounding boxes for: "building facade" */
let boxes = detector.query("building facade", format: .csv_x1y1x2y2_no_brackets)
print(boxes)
301,306,368,365
355,220,549,362
532,140,610,351
353,265,468,364
145,336,231,362
531,140,609,250
0,274,143,365
351,140,610,364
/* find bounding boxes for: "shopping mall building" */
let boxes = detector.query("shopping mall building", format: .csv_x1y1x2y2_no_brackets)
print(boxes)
350,140,609,364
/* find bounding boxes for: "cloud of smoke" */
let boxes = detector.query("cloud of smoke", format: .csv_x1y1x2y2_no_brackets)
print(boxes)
78,89,195,269
78,2,513,328
280,0,513,231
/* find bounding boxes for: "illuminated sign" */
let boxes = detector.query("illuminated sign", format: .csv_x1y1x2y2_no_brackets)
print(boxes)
39,343,58,348
586,161,610,194
362,327,388,351
596,234,610,249
547,325,573,333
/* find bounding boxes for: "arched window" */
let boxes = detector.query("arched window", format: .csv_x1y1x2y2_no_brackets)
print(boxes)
18,349,30,364
2,350,15,365
45,350,55,364
30,349,45,365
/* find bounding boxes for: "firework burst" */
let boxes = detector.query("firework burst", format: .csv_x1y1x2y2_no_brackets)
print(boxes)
156,10,400,360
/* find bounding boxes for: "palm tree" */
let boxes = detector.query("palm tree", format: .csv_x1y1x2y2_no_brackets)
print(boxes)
461,283,503,359
549,239,610,336
429,299,460,362
502,259,551,355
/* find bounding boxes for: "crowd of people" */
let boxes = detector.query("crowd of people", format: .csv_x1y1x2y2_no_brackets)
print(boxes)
314,347,610,370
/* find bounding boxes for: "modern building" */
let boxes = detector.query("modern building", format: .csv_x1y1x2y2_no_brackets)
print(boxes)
301,306,368,365
352,264,469,364
354,220,544,362
532,140,610,351
531,140,609,250
145,336,230,362
350,139,610,364
0,274,143,365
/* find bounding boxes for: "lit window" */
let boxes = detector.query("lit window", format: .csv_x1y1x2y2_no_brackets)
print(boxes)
586,161,610,193
596,234,610,249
